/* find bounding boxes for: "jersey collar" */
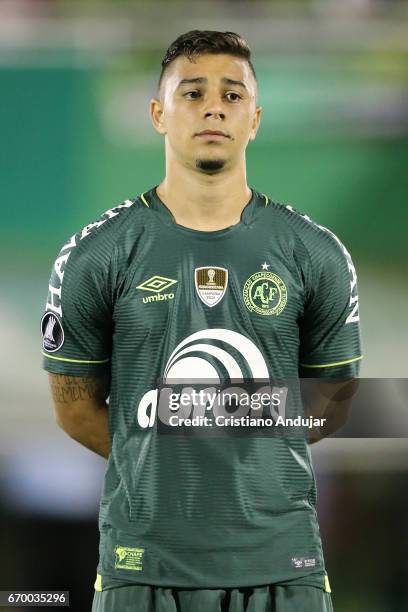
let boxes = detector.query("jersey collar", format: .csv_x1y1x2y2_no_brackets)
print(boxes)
140,185,264,234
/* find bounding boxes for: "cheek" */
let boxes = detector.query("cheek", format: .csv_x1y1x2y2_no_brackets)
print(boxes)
166,106,193,132
235,114,254,138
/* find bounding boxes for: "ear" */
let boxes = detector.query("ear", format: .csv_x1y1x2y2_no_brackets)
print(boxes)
249,106,262,142
150,98,167,135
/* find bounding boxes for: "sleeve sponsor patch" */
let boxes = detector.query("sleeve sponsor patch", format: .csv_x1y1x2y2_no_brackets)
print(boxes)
41,312,64,352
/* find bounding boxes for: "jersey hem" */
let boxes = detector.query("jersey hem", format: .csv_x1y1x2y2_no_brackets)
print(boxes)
95,569,327,592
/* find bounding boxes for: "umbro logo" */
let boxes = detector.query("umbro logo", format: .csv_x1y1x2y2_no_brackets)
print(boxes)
137,275,178,293
136,275,178,304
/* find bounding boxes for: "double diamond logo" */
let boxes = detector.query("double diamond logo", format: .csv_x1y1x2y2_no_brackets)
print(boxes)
136,275,178,293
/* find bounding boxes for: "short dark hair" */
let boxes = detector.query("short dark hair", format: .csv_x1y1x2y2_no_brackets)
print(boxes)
158,30,257,94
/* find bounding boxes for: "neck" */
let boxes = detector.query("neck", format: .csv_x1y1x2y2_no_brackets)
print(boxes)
156,155,252,231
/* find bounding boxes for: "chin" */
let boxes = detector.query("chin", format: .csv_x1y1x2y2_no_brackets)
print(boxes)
195,158,226,173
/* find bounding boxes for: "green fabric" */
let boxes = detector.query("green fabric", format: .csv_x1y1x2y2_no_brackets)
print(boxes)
42,186,361,587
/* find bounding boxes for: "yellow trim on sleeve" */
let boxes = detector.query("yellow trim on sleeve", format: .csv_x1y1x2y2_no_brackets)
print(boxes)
324,575,331,593
42,351,110,364
140,192,150,208
300,355,363,369
94,574,103,592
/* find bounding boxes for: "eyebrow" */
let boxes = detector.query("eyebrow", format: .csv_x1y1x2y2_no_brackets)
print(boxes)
176,77,248,91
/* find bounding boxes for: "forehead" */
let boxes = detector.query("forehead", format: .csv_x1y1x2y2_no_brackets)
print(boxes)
161,53,256,96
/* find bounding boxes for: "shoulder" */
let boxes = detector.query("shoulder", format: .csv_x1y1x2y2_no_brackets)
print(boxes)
263,196,353,266
59,196,145,261
51,194,152,275
46,195,151,307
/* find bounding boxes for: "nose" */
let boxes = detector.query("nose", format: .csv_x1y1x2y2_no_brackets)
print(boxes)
203,93,225,120
204,109,225,120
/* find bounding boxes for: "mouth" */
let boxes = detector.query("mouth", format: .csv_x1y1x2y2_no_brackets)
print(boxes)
196,130,230,141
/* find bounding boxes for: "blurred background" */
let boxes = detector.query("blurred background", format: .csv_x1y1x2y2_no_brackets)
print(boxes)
0,0,407,610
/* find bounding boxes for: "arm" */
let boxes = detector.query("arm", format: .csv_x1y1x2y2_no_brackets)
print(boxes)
302,378,359,444
296,223,362,443
42,221,114,458
48,373,111,459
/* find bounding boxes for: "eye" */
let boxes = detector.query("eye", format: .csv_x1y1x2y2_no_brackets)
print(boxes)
183,91,201,99
182,90,242,102
225,92,242,102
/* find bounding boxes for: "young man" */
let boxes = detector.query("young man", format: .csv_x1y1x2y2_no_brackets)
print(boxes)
41,31,362,612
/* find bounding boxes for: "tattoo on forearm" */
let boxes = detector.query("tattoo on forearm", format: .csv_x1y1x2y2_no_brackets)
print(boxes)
50,375,109,404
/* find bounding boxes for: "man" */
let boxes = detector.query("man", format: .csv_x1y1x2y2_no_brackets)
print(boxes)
41,30,362,612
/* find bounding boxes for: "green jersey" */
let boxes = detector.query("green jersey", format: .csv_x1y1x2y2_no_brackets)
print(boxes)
41,186,362,589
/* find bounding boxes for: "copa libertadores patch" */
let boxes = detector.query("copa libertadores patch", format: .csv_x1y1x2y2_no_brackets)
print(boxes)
41,312,64,352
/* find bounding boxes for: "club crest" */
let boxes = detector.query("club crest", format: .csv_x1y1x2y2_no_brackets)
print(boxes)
243,271,287,316
195,267,228,307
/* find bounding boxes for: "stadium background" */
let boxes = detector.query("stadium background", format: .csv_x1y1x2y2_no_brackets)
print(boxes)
0,1,407,610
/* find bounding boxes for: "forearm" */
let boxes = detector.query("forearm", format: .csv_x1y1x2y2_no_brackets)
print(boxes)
303,379,358,444
60,402,111,459
49,373,111,459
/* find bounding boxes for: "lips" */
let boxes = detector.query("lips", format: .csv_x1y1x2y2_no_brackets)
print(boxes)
197,130,229,137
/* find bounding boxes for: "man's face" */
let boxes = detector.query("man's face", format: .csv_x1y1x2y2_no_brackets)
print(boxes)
151,53,262,174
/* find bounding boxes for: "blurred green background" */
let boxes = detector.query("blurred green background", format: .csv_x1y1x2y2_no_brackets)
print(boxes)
0,1,407,611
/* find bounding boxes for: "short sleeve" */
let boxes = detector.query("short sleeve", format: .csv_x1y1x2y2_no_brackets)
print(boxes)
41,235,112,377
299,229,362,379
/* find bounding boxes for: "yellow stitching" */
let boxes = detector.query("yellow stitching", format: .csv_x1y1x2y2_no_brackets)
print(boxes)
140,193,150,208
300,355,363,368
42,351,110,364
94,574,103,592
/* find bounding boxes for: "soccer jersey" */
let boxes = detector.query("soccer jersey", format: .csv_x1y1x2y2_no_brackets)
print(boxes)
41,186,362,589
